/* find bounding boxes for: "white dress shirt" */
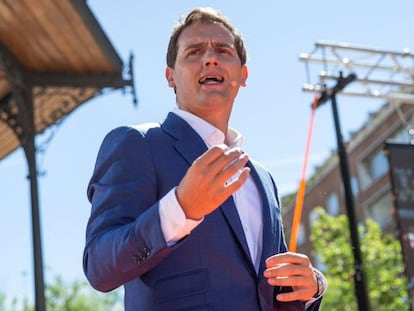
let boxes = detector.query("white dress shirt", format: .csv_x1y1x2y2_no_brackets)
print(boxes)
159,107,263,271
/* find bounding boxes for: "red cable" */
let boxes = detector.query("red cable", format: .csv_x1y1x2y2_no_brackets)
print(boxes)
289,95,318,252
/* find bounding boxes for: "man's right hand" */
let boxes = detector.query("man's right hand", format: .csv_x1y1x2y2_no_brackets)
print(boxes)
176,144,250,220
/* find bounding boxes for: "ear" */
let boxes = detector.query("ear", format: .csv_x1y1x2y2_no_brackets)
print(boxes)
165,67,176,88
240,65,248,87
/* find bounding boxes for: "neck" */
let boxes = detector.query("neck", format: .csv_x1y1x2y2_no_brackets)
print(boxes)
176,106,230,135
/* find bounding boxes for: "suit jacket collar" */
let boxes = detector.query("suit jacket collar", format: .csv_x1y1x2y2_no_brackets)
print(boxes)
161,112,208,166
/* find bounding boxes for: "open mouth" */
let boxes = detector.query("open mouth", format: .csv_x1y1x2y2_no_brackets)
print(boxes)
199,76,224,85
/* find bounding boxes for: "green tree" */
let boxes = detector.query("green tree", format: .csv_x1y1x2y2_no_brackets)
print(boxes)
0,293,31,311
0,277,121,311
0,293,5,311
310,207,410,310
45,276,121,311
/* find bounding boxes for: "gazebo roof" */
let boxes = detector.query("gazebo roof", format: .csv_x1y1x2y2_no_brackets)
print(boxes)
0,0,134,160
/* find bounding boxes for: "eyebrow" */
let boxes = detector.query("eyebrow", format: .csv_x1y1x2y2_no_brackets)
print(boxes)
183,41,235,51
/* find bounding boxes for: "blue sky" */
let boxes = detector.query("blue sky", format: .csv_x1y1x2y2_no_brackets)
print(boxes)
1,0,413,305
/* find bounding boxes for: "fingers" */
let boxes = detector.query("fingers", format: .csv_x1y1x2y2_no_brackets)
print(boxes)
192,145,247,182
265,252,310,268
224,165,250,195
275,286,316,302
264,252,317,302
176,144,250,219
190,145,249,193
264,265,314,287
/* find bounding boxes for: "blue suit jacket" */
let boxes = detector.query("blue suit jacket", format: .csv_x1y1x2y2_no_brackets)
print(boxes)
83,113,322,310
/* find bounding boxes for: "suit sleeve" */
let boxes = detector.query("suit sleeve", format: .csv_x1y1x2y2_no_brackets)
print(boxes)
83,126,174,292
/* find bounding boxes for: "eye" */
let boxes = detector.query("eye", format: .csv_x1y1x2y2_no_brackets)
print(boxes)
217,47,235,56
187,49,201,56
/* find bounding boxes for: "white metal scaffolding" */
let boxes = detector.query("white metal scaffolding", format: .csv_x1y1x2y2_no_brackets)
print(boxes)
300,40,414,104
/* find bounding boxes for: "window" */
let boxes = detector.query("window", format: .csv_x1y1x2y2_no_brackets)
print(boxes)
351,176,359,196
358,122,414,190
368,193,393,229
326,193,340,216
408,229,414,250
359,148,389,190
309,208,321,225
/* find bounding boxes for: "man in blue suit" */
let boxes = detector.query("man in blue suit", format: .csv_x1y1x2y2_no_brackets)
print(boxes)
83,7,325,310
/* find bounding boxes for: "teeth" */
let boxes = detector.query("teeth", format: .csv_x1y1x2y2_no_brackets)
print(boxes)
199,76,224,84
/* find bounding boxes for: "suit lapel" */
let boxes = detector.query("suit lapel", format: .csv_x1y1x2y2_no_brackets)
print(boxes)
161,112,208,165
248,161,282,277
219,196,255,273
220,161,283,278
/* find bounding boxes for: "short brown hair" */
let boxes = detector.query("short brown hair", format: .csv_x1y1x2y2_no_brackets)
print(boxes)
166,7,247,68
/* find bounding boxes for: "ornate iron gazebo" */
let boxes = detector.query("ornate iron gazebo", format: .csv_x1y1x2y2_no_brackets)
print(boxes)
0,1,136,310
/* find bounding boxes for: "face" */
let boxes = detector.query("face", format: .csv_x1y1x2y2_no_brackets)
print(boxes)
165,23,248,128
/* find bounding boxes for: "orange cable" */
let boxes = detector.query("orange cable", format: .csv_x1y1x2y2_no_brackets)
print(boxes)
289,95,318,252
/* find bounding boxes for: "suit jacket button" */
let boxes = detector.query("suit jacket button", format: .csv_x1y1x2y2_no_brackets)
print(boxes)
133,254,142,264
133,247,151,263
144,247,151,258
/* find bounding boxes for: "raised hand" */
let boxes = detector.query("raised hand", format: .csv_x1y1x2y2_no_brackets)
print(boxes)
176,144,250,220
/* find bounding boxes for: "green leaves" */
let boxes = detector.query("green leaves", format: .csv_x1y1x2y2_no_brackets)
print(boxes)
45,277,122,311
0,277,122,311
310,207,410,310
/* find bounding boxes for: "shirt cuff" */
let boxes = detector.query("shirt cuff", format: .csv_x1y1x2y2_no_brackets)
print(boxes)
304,269,327,308
159,187,203,246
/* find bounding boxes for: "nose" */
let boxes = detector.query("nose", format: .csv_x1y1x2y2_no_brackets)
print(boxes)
204,48,218,66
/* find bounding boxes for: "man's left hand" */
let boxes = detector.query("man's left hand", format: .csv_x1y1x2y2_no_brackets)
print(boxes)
264,252,318,302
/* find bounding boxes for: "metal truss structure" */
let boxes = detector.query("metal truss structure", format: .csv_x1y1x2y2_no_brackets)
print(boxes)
300,40,414,104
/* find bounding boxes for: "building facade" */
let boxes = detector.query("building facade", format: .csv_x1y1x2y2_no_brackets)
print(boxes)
282,101,414,259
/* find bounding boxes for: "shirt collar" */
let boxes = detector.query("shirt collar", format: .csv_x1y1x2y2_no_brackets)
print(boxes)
172,107,243,148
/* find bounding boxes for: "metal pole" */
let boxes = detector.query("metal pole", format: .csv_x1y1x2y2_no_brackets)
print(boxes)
0,43,46,310
330,92,370,311
23,136,46,311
